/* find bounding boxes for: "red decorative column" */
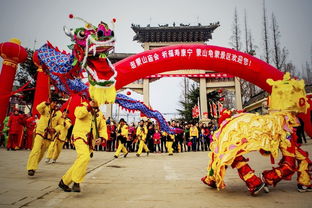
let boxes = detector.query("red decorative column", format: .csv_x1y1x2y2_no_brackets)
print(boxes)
31,51,50,117
0,38,27,125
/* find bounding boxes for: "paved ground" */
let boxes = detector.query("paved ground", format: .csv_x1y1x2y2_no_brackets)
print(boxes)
0,140,312,208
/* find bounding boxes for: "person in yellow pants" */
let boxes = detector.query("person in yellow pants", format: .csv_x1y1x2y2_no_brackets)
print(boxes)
59,100,107,192
163,131,175,156
45,109,72,164
27,99,62,176
189,123,198,151
114,118,128,158
136,120,149,157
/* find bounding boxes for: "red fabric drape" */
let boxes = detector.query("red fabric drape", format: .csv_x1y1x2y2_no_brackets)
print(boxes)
61,94,85,125
31,70,50,117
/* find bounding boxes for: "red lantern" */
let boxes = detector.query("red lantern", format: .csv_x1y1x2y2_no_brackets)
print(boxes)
126,91,131,95
0,39,27,125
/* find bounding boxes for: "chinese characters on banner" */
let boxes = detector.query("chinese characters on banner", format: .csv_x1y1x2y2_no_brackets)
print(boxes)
129,47,252,70
145,73,233,79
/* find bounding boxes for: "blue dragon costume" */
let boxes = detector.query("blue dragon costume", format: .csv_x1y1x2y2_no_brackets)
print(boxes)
35,14,174,133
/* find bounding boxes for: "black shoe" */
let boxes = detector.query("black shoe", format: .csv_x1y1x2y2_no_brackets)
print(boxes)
58,179,71,192
114,155,118,158
252,182,265,195
28,170,35,176
136,153,140,157
124,153,128,158
72,183,80,192
297,184,312,192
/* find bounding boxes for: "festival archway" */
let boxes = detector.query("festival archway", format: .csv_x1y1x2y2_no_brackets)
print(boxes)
113,44,312,136
114,44,283,92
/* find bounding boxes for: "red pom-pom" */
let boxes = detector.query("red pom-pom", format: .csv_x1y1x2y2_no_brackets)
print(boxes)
219,97,224,101
112,18,116,23
69,14,74,19
126,91,131,95
218,89,223,93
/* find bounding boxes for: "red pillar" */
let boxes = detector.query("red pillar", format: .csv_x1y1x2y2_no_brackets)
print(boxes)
0,38,27,125
31,51,50,117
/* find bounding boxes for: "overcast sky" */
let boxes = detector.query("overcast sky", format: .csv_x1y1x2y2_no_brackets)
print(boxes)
1,0,311,120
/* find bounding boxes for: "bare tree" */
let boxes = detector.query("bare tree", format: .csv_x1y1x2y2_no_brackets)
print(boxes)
304,61,312,84
240,79,251,104
283,62,296,75
241,12,257,104
271,13,288,70
262,0,270,63
311,43,312,68
230,7,242,51
244,9,249,53
309,44,312,84
248,31,254,53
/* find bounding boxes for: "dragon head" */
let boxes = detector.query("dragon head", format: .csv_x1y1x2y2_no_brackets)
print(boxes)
63,14,117,88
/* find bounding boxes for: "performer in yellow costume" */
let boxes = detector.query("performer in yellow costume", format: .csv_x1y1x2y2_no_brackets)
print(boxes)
45,109,72,164
27,99,62,176
136,120,149,157
163,131,175,156
201,73,311,195
59,100,107,192
114,118,129,158
189,123,198,151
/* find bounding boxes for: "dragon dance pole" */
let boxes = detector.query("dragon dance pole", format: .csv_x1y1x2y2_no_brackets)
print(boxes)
32,51,50,117
0,38,27,126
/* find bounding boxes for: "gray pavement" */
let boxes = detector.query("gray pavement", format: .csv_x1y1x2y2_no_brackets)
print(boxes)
0,141,312,208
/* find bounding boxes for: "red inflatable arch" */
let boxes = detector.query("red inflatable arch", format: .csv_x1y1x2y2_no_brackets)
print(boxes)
114,44,283,92
113,44,312,137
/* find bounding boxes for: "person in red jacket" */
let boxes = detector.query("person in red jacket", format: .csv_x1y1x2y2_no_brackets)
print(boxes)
17,112,27,149
24,114,36,150
7,109,24,150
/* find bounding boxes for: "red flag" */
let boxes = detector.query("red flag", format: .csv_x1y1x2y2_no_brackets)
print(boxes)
217,102,223,116
192,105,199,118
208,102,213,118
212,102,217,117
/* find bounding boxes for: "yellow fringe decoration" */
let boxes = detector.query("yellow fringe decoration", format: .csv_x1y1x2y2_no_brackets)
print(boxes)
206,112,299,190
89,85,116,105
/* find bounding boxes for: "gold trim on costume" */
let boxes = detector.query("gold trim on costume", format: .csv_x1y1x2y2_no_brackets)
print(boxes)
3,59,17,68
